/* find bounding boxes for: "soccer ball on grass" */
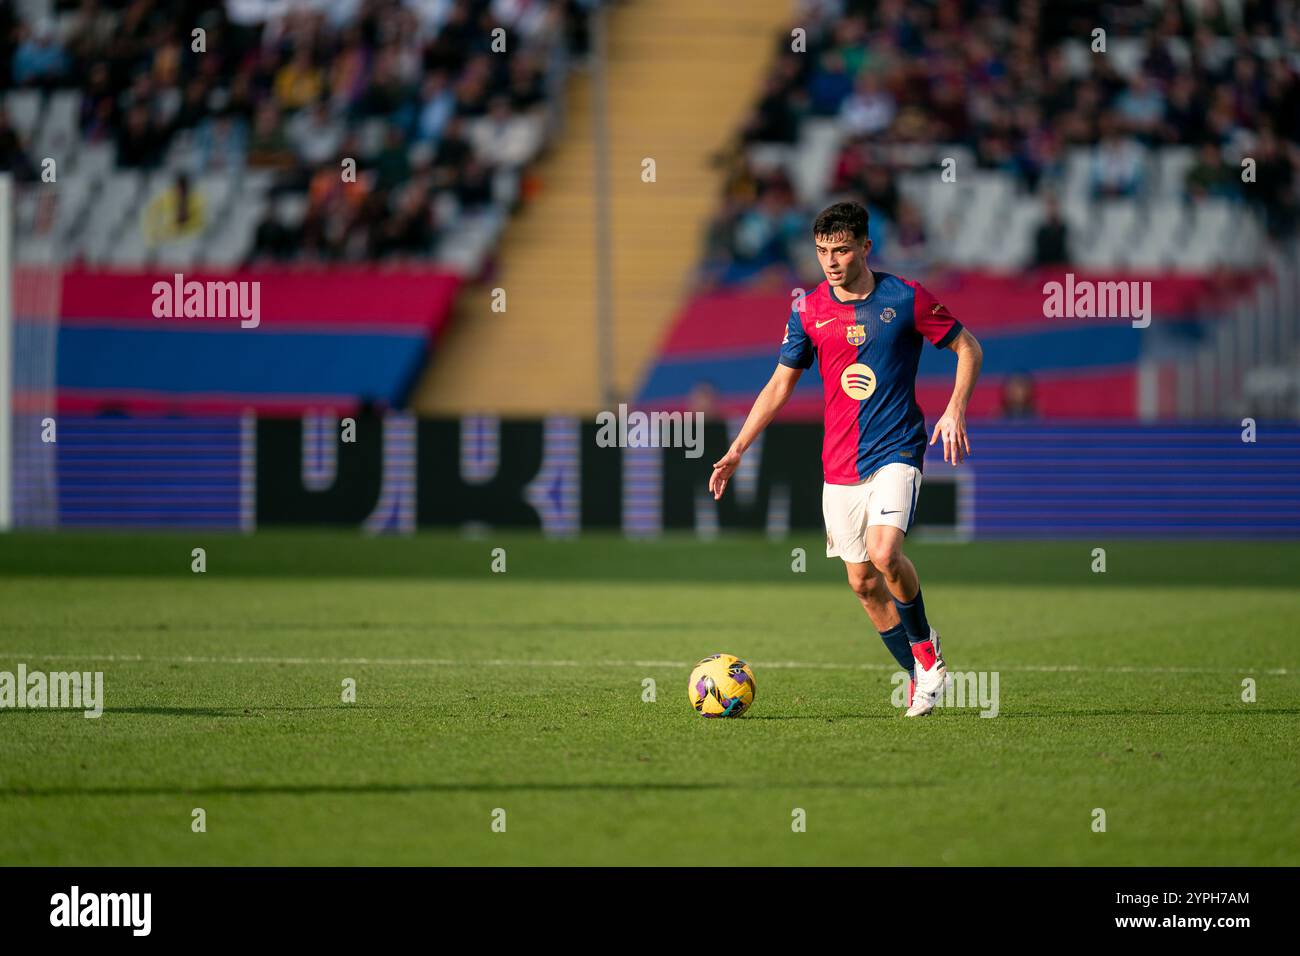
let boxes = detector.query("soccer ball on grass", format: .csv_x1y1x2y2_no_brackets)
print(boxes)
688,654,756,717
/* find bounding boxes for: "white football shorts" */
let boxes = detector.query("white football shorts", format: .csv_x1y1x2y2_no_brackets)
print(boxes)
823,462,922,563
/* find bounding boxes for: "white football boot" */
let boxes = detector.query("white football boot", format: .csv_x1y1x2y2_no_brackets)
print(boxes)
904,627,947,717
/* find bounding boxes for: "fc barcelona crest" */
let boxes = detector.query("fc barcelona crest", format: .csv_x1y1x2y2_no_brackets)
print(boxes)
846,323,867,346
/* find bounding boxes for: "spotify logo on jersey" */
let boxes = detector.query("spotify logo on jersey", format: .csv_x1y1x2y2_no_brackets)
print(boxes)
840,363,877,400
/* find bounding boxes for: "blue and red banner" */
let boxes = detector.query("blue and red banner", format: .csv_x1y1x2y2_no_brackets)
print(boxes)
638,271,1260,419
51,267,461,415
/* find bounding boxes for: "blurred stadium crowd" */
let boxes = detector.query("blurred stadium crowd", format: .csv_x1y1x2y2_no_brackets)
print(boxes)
701,0,1300,286
1,0,593,267
2,0,1298,533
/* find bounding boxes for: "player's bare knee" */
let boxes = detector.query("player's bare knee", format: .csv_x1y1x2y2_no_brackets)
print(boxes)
845,564,877,599
866,542,902,577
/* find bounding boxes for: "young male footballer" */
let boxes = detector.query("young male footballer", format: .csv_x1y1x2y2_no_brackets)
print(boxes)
708,201,983,716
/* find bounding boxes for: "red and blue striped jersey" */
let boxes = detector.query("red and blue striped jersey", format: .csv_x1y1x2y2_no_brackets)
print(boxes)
778,271,962,484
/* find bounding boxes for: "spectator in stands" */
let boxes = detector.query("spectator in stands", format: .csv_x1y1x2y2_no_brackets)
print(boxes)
0,106,35,180
1203,84,1244,146
193,112,248,173
416,71,456,144
247,101,295,170
376,181,437,259
1012,101,1064,193
1161,73,1207,145
1245,126,1298,238
928,73,972,144
1115,74,1166,145
888,199,930,274
301,161,369,260
1197,0,1235,37
860,163,900,223
287,100,345,167
11,20,67,87
688,381,720,419
372,124,413,191
273,48,325,112
344,188,391,261
2,0,599,269
1000,372,1038,419
1263,59,1300,145
469,94,540,170
1229,53,1265,122
359,46,421,124
116,103,165,168
742,73,800,146
1186,142,1238,200
808,50,854,117
1140,34,1179,87
172,78,215,136
0,2,12,91
839,71,896,139
447,56,492,119
507,51,547,110
455,156,496,210
697,0,1300,288
142,172,205,247
976,124,1019,176
1032,194,1070,268
720,178,802,286
248,200,296,263
493,0,558,44
65,1,117,71
1089,117,1146,198
224,72,257,127
433,115,474,187
150,35,183,94
329,26,371,112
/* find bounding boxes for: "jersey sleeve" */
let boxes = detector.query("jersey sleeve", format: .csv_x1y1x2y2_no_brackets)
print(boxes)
778,306,815,369
912,283,964,349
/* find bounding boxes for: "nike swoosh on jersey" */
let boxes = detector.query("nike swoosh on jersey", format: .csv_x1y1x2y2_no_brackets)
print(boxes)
815,319,836,328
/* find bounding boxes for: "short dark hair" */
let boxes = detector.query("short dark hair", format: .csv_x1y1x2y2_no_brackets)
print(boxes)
813,201,869,243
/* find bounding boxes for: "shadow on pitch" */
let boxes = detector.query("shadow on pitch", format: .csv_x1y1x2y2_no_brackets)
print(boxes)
0,779,934,798
744,714,896,721
997,708,1300,718
0,620,704,634
0,705,401,718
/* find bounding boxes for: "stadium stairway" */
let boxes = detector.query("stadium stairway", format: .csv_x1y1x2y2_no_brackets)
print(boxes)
413,0,790,414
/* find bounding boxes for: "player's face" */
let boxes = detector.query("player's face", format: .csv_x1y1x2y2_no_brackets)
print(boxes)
814,233,870,287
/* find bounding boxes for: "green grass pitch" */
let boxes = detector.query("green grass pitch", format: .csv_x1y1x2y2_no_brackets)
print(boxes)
0,532,1296,866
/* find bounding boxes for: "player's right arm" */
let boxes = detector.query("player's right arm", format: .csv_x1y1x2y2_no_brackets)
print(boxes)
709,364,803,500
710,306,813,500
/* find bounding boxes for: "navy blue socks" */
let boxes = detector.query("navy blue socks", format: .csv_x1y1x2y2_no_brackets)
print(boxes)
893,587,931,644
878,622,914,676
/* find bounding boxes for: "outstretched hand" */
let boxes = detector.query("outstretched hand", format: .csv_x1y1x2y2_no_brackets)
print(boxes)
929,408,971,465
709,445,743,500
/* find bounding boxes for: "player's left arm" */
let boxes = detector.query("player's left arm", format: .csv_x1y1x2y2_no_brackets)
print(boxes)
930,328,983,465
909,281,982,466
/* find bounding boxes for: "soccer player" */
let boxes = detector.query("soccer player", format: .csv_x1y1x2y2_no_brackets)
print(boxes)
708,201,983,716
